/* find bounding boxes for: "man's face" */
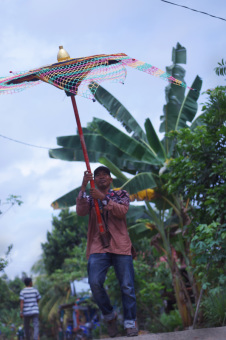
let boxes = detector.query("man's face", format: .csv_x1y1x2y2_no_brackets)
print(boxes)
94,170,112,190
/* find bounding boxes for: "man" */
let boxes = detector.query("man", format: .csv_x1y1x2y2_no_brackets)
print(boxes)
20,277,41,340
76,166,138,337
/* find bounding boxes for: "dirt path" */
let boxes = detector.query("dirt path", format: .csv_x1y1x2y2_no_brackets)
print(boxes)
100,326,226,340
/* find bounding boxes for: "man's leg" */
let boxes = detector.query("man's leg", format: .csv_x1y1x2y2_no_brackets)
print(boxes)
88,253,118,337
23,316,31,340
32,314,39,340
112,254,138,336
88,253,114,319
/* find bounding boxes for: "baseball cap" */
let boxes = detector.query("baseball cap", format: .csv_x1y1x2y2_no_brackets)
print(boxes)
94,166,111,177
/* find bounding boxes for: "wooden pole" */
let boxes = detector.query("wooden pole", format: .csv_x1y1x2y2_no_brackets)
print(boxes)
70,96,110,247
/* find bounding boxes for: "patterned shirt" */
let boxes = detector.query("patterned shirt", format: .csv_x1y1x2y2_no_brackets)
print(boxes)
76,189,132,258
88,189,130,209
20,287,41,315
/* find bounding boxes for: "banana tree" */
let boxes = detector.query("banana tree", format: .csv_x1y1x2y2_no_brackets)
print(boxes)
49,43,202,327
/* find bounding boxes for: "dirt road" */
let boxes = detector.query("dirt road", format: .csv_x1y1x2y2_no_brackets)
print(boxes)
101,326,226,340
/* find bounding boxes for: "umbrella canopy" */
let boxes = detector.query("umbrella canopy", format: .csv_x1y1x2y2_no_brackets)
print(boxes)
0,51,195,99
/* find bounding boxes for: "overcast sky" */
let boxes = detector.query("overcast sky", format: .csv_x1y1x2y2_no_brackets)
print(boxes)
0,0,225,279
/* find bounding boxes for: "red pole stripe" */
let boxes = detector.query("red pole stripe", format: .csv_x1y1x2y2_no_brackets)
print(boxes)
70,96,105,233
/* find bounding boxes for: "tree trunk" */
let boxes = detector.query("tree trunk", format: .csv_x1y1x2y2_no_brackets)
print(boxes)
171,258,194,328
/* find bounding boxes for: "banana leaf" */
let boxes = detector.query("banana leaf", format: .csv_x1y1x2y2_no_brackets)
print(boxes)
160,75,202,155
128,222,158,240
144,118,166,160
49,147,156,174
94,118,163,165
51,186,87,209
56,134,126,156
174,75,203,131
172,42,186,64
120,172,156,194
126,205,148,223
97,157,128,181
89,82,147,141
49,148,107,162
160,75,202,134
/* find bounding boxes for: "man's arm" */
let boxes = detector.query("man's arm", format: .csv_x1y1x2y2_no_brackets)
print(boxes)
104,197,129,218
76,171,92,216
90,189,130,219
20,300,24,318
81,171,93,192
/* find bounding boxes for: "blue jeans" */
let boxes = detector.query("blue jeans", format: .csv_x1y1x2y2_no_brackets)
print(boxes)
88,253,136,328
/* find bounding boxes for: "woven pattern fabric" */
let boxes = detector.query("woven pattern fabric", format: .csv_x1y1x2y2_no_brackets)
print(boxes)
0,73,42,94
0,53,194,98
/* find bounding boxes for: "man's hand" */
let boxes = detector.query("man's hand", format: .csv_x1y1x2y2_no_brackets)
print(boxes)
20,312,23,319
81,171,93,192
90,188,105,200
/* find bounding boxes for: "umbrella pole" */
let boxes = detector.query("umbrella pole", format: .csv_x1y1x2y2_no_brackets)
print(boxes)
70,96,110,246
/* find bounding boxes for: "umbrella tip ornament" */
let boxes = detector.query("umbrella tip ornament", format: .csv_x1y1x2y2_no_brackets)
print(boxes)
57,46,70,62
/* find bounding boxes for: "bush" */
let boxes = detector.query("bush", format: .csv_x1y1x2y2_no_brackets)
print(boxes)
160,310,183,332
201,289,226,327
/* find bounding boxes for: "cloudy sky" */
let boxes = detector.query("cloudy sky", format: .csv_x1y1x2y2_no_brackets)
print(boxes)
0,0,225,279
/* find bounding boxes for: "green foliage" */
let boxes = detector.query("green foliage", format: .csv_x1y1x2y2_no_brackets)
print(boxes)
0,323,14,340
190,222,226,290
0,275,25,340
0,195,23,216
201,289,226,327
159,42,202,155
0,276,11,309
135,260,172,314
35,270,73,338
165,86,226,225
5,194,23,206
0,308,21,332
41,209,88,274
0,195,22,273
62,239,88,278
34,240,89,338
159,310,183,332
0,245,13,272
0,275,23,311
191,222,226,265
215,59,226,76
163,86,226,313
8,276,24,296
